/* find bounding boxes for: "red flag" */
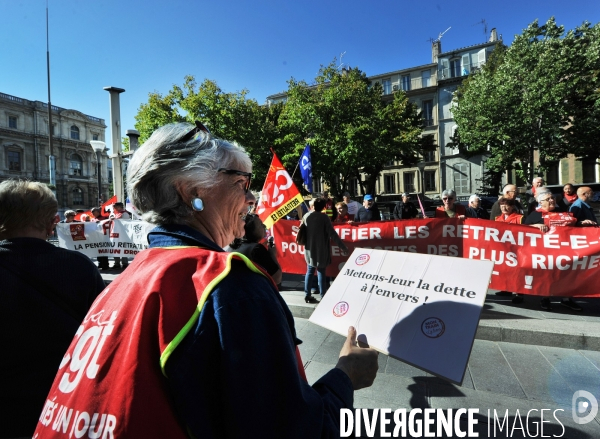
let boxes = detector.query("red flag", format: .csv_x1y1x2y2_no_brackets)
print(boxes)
256,152,304,229
74,210,92,221
101,195,118,216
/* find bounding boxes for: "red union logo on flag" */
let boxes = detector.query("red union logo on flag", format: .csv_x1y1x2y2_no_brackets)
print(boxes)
258,171,293,209
256,152,304,229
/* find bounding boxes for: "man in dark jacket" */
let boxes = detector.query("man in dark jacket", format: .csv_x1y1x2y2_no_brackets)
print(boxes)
392,193,418,219
570,186,598,226
353,194,381,222
465,194,489,219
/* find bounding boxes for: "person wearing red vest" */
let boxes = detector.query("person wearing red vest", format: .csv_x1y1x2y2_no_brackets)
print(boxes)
523,190,582,312
34,121,378,439
435,189,466,219
333,201,354,223
493,197,524,224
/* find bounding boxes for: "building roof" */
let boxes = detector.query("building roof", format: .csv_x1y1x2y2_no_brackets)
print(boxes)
0,92,104,124
438,40,499,57
369,63,437,80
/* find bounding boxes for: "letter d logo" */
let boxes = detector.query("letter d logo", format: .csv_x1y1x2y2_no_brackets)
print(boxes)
572,390,598,424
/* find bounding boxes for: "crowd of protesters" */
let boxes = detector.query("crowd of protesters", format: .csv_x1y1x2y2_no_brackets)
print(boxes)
1,125,598,438
54,202,134,271
309,179,597,312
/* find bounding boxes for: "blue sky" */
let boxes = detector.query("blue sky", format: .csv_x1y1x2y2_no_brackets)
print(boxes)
2,0,598,148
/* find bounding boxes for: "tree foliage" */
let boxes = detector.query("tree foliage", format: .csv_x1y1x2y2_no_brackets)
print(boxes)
452,18,600,184
134,76,281,189
277,61,426,197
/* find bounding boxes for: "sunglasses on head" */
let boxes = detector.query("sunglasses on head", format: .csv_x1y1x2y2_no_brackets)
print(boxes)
179,120,210,143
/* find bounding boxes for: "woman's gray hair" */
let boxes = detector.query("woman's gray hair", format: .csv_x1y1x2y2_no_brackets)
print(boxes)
0,179,57,239
441,189,456,199
127,122,251,225
535,187,553,202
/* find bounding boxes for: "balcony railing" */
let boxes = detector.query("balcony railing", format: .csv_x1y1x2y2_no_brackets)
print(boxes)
0,93,24,104
438,61,484,80
382,72,438,95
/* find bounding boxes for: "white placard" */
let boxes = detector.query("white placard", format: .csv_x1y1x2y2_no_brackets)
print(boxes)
56,220,155,259
309,248,494,384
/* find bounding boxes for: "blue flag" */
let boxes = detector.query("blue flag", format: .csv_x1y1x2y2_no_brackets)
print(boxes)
299,144,313,193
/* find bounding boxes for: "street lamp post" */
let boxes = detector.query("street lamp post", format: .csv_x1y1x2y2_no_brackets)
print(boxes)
104,86,125,202
91,141,106,205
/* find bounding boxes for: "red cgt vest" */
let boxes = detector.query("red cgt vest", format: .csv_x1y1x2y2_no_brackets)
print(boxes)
34,247,304,438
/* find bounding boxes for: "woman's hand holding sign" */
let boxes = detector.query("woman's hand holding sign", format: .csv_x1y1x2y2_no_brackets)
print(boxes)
336,326,379,390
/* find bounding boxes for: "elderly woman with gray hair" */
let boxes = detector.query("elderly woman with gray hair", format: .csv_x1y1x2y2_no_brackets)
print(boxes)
35,122,378,439
435,189,466,219
522,187,582,311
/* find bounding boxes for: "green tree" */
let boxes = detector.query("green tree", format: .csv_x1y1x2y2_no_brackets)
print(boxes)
277,61,425,197
134,76,281,189
452,18,600,184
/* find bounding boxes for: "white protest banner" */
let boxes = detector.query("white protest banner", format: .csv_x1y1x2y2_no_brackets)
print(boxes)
309,248,494,384
56,220,155,259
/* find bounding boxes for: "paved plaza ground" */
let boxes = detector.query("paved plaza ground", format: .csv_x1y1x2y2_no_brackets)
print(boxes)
100,269,600,438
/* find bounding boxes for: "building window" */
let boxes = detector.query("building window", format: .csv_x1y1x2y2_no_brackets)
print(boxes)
70,125,80,140
545,162,560,186
8,116,17,129
423,150,435,162
401,75,411,91
422,70,431,88
70,154,83,176
384,174,396,194
107,159,113,181
425,171,436,192
422,100,433,126
453,163,469,194
450,59,461,78
582,158,597,183
403,172,415,193
73,187,84,206
8,151,21,171
461,54,471,76
382,79,392,95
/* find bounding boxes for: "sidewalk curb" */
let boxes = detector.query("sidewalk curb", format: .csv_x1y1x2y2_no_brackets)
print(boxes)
101,272,600,351
280,293,600,351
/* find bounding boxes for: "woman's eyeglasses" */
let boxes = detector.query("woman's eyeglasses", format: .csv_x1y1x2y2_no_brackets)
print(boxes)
179,120,210,143
218,168,252,193
442,197,454,201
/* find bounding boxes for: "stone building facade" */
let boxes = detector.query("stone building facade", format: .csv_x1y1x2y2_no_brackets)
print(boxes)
266,27,599,200
265,33,502,201
0,92,108,214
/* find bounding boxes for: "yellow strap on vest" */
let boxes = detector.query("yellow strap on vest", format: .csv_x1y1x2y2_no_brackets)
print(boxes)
159,247,267,376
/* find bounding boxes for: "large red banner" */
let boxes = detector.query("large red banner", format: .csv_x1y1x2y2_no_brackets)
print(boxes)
273,218,600,297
